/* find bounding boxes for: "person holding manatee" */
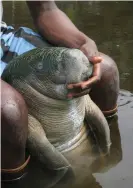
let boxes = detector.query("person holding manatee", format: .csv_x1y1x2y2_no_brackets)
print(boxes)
0,1,119,184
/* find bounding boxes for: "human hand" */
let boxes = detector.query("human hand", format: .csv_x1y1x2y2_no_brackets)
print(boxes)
67,38,102,98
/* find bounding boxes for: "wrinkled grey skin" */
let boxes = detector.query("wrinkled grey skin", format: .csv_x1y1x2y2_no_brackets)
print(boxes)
2,47,111,173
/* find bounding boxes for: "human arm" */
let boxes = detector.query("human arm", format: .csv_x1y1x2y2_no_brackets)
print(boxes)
26,1,102,97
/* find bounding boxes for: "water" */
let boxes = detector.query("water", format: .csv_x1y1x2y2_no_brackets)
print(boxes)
2,1,133,188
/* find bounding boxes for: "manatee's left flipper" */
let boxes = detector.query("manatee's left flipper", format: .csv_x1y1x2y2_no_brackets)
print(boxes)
84,95,111,154
27,114,72,172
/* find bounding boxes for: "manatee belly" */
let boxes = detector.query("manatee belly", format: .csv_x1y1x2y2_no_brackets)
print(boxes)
28,94,86,150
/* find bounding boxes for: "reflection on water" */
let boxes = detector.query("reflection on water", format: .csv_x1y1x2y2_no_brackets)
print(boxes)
2,1,133,188
118,90,133,108
94,91,133,188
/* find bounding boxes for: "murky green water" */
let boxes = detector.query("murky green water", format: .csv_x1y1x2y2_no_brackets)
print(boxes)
2,1,133,188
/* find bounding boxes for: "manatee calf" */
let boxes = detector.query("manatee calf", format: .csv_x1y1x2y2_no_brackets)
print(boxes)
2,47,111,171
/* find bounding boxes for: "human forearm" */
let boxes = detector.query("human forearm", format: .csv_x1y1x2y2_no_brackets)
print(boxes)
26,1,89,48
27,1,102,97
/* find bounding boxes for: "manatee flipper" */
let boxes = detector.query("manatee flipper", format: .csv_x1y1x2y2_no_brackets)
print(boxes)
84,95,111,154
27,114,71,171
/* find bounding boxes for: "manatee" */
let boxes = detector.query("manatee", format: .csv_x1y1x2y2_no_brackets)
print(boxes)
2,47,111,172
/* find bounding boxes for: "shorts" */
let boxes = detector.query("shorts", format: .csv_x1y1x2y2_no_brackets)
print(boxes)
0,22,51,76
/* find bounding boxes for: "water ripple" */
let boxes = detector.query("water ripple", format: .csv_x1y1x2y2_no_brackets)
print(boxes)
118,89,133,109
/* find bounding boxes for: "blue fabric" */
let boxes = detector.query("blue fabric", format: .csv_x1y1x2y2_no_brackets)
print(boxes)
0,25,45,76
1,60,6,74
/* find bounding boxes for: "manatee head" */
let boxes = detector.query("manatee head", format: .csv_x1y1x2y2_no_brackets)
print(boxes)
27,47,93,99
3,47,93,100
29,47,93,82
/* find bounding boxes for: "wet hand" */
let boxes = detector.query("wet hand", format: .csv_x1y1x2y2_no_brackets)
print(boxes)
67,63,101,98
67,38,102,98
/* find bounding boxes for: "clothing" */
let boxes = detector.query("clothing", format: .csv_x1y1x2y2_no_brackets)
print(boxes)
0,24,50,76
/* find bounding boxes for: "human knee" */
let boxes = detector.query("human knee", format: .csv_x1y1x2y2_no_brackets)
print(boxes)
90,53,119,112
100,53,119,103
99,53,119,86
1,79,28,148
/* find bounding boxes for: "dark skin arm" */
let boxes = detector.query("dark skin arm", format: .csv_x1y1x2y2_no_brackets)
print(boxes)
26,1,102,98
